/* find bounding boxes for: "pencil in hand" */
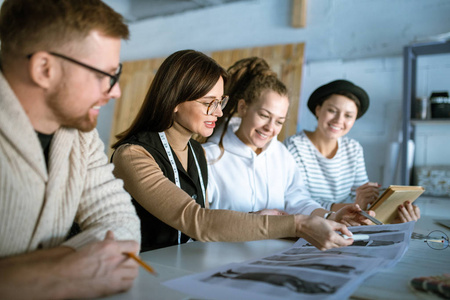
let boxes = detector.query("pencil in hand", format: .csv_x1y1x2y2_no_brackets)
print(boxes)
358,210,383,225
125,252,158,276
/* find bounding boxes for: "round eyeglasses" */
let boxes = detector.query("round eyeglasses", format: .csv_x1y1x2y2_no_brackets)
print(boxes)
195,95,229,115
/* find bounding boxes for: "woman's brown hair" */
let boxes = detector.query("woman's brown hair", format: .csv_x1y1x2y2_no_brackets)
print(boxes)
113,49,227,148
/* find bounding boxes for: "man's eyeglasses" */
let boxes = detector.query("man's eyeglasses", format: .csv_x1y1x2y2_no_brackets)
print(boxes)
195,95,229,115
27,52,122,93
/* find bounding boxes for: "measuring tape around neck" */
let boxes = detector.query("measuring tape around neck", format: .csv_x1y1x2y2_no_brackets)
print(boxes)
158,132,205,244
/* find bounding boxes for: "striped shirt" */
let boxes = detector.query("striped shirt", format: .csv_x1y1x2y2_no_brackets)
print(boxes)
284,131,369,210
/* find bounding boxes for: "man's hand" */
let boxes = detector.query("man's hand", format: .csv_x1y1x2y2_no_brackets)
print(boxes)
0,231,140,299
294,215,353,251
354,182,380,209
58,231,140,298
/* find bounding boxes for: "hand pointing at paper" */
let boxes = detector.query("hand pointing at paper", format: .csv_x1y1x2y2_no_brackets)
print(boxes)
294,215,354,251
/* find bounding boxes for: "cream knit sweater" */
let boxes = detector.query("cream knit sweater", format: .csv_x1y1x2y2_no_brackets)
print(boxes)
0,72,140,257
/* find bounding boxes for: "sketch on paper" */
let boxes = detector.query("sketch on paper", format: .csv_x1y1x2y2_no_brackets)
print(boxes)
299,232,406,248
201,265,343,296
251,255,381,275
163,222,415,300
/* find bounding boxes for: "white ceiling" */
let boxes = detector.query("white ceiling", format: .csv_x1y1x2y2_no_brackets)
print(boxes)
106,0,249,23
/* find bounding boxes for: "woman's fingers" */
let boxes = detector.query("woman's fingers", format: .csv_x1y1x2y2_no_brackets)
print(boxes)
397,201,421,222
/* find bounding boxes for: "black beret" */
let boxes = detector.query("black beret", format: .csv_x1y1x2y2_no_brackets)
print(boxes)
307,80,370,119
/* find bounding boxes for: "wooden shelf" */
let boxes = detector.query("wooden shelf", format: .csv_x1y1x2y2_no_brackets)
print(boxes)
401,40,450,185
411,119,450,125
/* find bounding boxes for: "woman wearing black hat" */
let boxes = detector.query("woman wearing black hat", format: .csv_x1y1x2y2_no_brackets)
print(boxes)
284,80,420,223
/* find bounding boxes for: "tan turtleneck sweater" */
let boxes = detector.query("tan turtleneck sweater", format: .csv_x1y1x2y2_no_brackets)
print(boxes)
112,122,296,243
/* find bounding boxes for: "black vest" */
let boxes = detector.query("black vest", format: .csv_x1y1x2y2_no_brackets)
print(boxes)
114,131,207,252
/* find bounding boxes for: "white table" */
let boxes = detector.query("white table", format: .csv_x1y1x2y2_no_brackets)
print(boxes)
107,214,450,300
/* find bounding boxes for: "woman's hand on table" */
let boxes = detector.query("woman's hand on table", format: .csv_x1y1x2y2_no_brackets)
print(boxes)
294,215,353,251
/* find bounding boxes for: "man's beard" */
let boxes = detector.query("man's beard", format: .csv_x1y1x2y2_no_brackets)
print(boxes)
46,80,98,132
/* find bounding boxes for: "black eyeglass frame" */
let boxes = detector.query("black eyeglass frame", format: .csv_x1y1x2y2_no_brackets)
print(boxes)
195,95,229,115
26,52,122,93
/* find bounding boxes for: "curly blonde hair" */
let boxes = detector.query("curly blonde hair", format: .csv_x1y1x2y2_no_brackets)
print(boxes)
209,57,288,161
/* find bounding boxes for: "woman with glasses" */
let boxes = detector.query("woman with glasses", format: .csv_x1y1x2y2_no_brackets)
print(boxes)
203,57,373,225
111,50,355,251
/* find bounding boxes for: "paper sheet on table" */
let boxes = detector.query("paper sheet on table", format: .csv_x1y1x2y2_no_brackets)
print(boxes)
163,221,415,300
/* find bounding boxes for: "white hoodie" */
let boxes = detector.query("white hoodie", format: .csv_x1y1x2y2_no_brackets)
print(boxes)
203,120,322,215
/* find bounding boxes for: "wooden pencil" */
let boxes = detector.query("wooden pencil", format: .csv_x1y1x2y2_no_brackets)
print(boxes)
125,252,157,276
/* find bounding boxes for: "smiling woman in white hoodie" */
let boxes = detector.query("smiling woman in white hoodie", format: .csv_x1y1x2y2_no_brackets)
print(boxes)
203,57,374,226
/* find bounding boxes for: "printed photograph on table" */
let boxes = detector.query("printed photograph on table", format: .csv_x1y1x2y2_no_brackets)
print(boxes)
202,265,345,296
264,252,374,261
164,258,377,300
280,245,406,268
163,222,415,300
300,231,406,248
250,255,382,275
290,222,414,267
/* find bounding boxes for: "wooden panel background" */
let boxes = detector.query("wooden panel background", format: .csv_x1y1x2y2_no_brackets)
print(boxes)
108,43,304,156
